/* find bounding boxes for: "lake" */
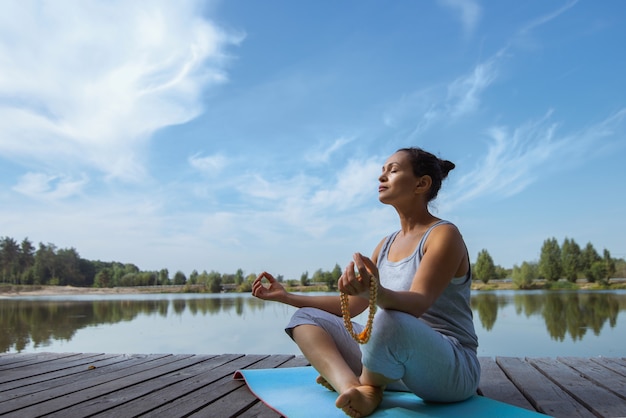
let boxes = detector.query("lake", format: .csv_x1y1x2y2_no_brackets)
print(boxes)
2,290,626,357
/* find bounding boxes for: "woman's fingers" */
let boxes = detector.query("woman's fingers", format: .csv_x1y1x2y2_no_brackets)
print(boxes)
340,260,370,296
354,253,378,281
257,271,276,283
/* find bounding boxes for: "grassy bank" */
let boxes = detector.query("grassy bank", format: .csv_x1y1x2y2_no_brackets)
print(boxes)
2,279,625,296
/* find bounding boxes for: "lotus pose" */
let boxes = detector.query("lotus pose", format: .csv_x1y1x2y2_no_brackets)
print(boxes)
252,147,480,417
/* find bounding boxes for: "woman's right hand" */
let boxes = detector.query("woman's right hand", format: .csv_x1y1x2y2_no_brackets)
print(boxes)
252,271,287,302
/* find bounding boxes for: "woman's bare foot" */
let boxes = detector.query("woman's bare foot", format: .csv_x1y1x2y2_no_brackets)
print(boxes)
335,385,383,417
316,375,335,391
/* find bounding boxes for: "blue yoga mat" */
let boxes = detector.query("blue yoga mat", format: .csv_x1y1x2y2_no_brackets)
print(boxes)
234,366,547,417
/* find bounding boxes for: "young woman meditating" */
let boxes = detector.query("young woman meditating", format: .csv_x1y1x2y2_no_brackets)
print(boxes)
252,147,480,417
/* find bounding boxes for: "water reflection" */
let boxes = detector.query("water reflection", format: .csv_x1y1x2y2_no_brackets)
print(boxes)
2,291,626,355
471,291,624,341
0,295,270,353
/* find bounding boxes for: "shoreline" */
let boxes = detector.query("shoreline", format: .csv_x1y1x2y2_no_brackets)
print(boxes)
1,280,624,297
0,285,181,298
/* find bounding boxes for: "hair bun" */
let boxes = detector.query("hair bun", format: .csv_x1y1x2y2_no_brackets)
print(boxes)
440,159,455,178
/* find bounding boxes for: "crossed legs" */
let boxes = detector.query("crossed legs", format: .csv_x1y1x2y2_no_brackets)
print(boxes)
292,324,393,417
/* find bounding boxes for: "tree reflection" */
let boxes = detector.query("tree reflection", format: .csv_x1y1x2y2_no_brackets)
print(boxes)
1,292,625,353
471,291,624,341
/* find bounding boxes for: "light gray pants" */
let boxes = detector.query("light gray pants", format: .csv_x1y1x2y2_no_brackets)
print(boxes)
286,307,480,402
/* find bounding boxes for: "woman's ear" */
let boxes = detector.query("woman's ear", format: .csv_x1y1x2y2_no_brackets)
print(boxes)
415,175,432,194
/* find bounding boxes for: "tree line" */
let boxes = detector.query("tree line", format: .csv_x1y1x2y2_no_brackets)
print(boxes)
473,236,625,288
0,235,345,292
2,234,624,292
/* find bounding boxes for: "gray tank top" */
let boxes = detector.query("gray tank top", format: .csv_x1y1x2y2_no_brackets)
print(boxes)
376,220,478,350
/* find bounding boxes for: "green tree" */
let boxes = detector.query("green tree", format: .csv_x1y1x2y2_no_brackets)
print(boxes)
561,237,582,282
208,274,222,293
326,263,342,291
539,237,562,281
94,268,113,288
158,268,170,285
34,243,57,284
474,249,497,284
587,261,607,284
55,247,85,286
235,268,244,286
300,271,310,286
603,249,616,281
495,265,510,280
581,242,601,282
512,261,537,289
173,271,187,285
0,236,20,283
18,238,36,282
614,258,626,278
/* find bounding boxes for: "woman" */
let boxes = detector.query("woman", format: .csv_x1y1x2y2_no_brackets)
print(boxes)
252,147,480,417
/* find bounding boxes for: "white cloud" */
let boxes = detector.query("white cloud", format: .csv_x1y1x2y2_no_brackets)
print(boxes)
519,0,578,35
189,153,229,174
383,52,501,139
446,56,499,117
0,0,242,182
438,0,482,37
446,108,626,207
305,136,355,164
309,158,380,211
12,172,88,200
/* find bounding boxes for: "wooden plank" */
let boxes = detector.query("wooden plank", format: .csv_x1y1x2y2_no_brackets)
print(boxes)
0,352,112,383
477,357,534,411
92,354,261,417
558,357,626,400
0,353,127,393
0,354,176,415
0,352,81,371
16,354,212,417
591,357,626,378
530,357,626,417
49,354,236,417
145,355,300,417
0,354,161,401
0,352,61,366
496,357,594,417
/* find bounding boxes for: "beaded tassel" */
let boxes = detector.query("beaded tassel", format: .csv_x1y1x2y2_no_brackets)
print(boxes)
340,277,377,344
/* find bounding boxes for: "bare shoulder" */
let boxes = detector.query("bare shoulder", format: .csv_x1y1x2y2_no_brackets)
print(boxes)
423,222,465,253
370,236,387,264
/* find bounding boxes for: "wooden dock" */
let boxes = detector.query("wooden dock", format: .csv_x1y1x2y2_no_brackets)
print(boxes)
1,353,625,417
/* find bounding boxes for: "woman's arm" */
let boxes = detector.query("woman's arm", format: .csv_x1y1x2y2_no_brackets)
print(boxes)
252,271,369,317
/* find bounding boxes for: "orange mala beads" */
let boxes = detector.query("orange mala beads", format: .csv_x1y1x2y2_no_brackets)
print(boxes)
340,277,378,344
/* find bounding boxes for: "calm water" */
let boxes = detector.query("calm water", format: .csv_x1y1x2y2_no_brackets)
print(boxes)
2,290,626,357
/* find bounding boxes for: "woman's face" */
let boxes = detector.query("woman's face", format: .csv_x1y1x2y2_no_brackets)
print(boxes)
378,151,420,204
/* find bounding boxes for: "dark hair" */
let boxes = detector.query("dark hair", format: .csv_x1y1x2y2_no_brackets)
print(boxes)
397,147,455,202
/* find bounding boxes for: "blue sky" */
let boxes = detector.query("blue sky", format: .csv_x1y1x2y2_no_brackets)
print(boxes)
1,0,624,280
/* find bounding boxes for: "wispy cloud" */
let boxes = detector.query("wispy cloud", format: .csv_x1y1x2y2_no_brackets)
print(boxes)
446,55,500,118
383,52,501,139
0,0,242,183
12,172,88,200
519,0,578,35
446,108,626,206
438,0,482,37
189,153,229,175
305,136,355,164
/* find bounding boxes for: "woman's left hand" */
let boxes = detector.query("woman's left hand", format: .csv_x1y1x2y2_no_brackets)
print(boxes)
338,253,379,299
